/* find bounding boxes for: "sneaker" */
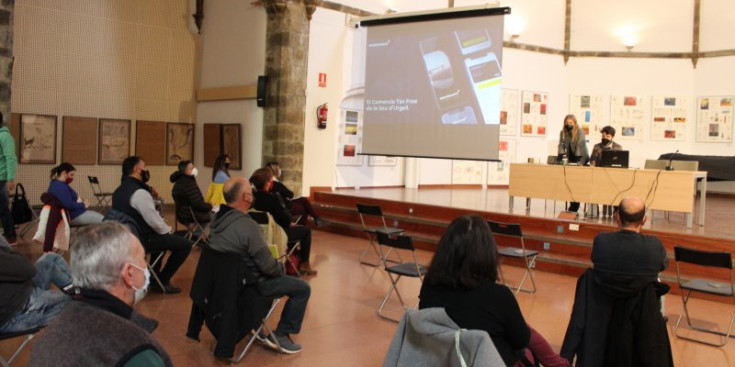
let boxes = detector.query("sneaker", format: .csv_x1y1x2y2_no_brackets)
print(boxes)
272,333,302,354
253,330,278,350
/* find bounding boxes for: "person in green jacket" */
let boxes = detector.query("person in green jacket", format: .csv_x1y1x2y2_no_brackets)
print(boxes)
0,112,18,245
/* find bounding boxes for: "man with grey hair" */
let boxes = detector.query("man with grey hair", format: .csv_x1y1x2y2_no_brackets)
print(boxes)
208,176,311,354
28,221,172,367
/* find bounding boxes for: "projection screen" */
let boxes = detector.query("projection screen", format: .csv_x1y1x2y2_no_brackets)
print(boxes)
361,7,509,161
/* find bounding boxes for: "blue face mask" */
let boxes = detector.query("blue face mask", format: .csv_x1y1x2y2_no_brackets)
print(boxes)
128,263,150,305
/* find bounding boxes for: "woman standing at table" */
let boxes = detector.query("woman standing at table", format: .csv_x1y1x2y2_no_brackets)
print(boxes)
557,114,589,212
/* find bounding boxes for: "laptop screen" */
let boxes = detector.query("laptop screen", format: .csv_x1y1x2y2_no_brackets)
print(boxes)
600,150,629,168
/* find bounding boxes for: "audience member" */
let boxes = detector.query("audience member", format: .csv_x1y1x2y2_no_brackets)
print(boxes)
419,215,569,367
47,162,104,226
265,161,322,227
28,221,172,366
591,196,668,279
170,160,213,227
0,236,72,334
0,112,18,245
250,168,316,275
557,114,589,212
208,176,311,353
112,156,191,294
205,154,231,207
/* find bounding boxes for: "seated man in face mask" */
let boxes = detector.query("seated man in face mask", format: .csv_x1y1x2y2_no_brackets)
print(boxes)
170,160,213,228
28,222,172,367
589,126,623,167
111,156,192,294
589,126,623,217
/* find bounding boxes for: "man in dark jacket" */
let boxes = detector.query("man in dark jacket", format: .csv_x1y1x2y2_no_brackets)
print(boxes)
170,160,212,225
29,221,172,367
112,156,191,294
591,196,668,280
0,237,72,333
208,176,311,354
250,168,316,275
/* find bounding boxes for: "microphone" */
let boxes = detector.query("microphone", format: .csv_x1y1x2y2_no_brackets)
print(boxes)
665,149,679,171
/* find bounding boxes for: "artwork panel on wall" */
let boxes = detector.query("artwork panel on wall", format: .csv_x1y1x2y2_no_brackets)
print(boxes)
10,113,20,158
337,110,364,166
650,96,689,141
500,89,519,136
98,118,131,165
203,124,222,168
696,96,733,143
609,95,648,140
221,124,242,170
135,120,166,165
62,116,97,165
20,114,57,164
520,91,548,137
166,122,195,166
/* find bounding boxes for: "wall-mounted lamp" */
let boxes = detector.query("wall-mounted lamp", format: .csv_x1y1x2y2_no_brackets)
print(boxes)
386,8,398,14
622,35,637,52
510,33,521,42
505,15,525,43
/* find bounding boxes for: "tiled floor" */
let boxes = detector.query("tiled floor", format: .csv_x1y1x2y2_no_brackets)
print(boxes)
3,227,735,366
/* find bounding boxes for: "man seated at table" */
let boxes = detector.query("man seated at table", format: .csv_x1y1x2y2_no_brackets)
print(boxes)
589,125,623,217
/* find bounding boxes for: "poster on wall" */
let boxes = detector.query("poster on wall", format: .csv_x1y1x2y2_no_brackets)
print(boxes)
98,118,131,165
569,94,607,136
452,160,484,184
487,139,516,184
650,96,689,141
500,89,519,136
20,114,57,164
337,110,364,166
520,91,548,137
610,95,648,140
696,96,733,143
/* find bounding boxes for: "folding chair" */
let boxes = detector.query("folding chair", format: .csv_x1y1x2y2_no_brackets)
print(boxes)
87,176,113,213
248,211,301,276
375,231,427,322
147,251,166,292
673,245,735,347
487,220,538,294
174,205,209,247
357,203,403,267
232,298,283,362
0,326,43,367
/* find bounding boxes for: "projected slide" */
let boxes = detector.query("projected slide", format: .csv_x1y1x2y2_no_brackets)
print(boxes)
362,11,504,161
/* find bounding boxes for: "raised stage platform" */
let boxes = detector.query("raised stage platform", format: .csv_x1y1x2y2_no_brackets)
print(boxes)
313,187,735,300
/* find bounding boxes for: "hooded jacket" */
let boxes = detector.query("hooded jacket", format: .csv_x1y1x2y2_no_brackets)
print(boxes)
170,171,212,225
0,126,17,181
207,205,284,282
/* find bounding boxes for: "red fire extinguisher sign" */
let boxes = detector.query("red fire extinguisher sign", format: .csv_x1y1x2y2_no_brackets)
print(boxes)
318,73,327,87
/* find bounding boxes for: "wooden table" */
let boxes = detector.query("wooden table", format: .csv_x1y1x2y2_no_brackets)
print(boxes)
509,163,707,228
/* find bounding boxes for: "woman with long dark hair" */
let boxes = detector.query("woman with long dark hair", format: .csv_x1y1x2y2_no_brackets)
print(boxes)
557,115,589,212
419,215,568,367
265,161,322,226
47,163,104,226
205,154,231,207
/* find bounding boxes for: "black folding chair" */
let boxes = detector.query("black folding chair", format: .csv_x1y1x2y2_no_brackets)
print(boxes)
174,204,209,247
249,211,300,276
87,176,113,213
673,245,735,347
375,231,427,322
488,220,538,294
357,203,403,267
0,326,43,366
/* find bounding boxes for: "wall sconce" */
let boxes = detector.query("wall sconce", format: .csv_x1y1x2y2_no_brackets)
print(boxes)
386,8,398,14
510,33,521,42
506,15,525,43
622,35,636,52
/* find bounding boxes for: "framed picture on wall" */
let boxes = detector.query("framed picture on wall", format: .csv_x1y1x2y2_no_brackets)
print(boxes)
166,122,195,165
98,118,131,165
221,124,241,170
20,114,57,164
62,116,97,165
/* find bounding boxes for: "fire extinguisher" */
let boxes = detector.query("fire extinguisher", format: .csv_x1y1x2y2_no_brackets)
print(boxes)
317,103,328,129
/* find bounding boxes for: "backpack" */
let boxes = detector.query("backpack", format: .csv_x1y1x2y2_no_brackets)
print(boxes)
11,183,34,224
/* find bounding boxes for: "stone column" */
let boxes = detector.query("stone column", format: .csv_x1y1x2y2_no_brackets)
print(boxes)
261,0,321,196
0,1,14,120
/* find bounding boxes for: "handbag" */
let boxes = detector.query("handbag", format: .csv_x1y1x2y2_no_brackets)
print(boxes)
11,183,34,224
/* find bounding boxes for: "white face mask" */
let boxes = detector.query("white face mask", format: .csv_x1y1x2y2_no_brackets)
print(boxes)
191,167,198,177
128,263,150,305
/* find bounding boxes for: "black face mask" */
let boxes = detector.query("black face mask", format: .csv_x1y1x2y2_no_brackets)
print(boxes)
140,170,151,183
224,163,230,169
601,138,611,146
565,125,574,132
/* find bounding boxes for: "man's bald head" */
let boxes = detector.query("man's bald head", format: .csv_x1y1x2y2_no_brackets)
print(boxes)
223,176,253,210
618,196,646,228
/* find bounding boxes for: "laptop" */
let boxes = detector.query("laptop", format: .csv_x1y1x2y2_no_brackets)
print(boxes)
600,150,629,168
